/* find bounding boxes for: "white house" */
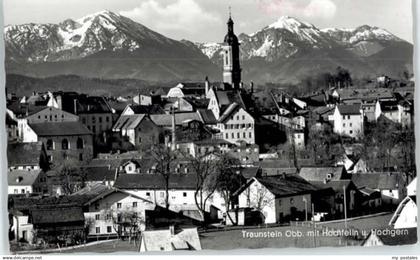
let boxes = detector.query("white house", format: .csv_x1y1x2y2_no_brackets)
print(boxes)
330,104,364,139
215,103,255,144
8,169,47,195
236,175,317,224
10,106,79,142
82,187,155,238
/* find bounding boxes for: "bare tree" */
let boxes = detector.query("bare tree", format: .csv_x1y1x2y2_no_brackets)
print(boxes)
150,144,178,209
53,159,88,195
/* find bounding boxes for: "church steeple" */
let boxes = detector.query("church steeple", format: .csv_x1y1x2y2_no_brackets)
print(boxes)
222,8,241,90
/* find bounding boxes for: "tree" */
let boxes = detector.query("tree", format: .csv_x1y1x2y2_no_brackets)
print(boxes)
213,154,243,225
186,150,220,223
306,124,344,165
150,144,178,209
53,159,87,195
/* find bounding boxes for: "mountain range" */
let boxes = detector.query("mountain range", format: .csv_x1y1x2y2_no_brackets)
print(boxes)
5,11,413,84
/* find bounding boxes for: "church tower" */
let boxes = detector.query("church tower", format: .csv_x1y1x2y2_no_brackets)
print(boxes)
222,10,241,89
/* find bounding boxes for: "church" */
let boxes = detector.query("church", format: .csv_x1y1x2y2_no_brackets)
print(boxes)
207,12,256,145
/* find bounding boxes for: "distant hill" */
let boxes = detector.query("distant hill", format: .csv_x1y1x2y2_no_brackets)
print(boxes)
5,11,413,84
6,74,173,97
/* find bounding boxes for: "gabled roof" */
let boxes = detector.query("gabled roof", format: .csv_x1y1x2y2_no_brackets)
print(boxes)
7,142,44,166
29,122,92,136
236,174,318,198
256,175,318,198
82,166,116,182
310,180,355,192
82,186,153,206
336,104,361,115
299,166,347,182
8,169,41,186
114,174,197,190
112,114,146,131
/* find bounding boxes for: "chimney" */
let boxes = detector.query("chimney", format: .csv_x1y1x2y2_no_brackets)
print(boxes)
205,76,209,97
250,82,254,94
73,99,78,115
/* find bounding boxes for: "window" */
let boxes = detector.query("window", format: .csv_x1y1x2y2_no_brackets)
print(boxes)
21,189,25,194
183,192,187,197
290,198,294,204
349,130,353,134
62,139,69,150
106,116,110,122
237,133,240,138
77,138,84,149
242,115,245,120
236,116,239,120
117,203,122,209
160,192,164,198
133,202,137,208
106,214,111,220
79,153,83,161
249,132,252,138
350,123,353,127
99,117,102,123
92,126,96,133
146,192,151,197
92,117,96,123
46,139,54,150
231,133,234,139
95,214,100,220
107,226,112,233
343,123,346,127
96,227,100,234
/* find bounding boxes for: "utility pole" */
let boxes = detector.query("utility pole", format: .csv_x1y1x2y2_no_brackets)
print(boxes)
343,185,347,229
171,106,176,151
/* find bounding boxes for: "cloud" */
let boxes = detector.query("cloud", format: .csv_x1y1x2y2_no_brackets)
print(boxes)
120,0,222,41
257,0,337,20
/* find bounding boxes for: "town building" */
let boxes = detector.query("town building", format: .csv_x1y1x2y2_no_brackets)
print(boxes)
235,174,318,224
24,122,93,164
329,104,364,139
8,169,48,195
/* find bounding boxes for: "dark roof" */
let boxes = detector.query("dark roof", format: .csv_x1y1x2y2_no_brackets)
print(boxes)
82,167,116,182
7,102,47,118
7,142,44,166
31,206,85,225
112,114,146,131
351,173,405,190
128,104,165,114
114,174,197,190
215,90,245,108
255,175,318,198
380,100,399,112
337,104,361,115
299,166,347,182
29,121,92,136
8,169,41,186
310,180,355,192
57,93,112,114
219,103,241,123
197,109,217,125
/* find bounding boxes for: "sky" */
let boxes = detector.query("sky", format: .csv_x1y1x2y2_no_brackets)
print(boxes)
4,0,414,43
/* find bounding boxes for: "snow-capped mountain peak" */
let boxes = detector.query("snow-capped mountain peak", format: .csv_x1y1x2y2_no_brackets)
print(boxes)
267,16,315,30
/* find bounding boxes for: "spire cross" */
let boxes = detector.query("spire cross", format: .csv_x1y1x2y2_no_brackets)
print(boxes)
229,6,231,18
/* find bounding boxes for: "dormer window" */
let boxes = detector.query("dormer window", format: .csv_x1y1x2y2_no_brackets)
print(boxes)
16,177,23,183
